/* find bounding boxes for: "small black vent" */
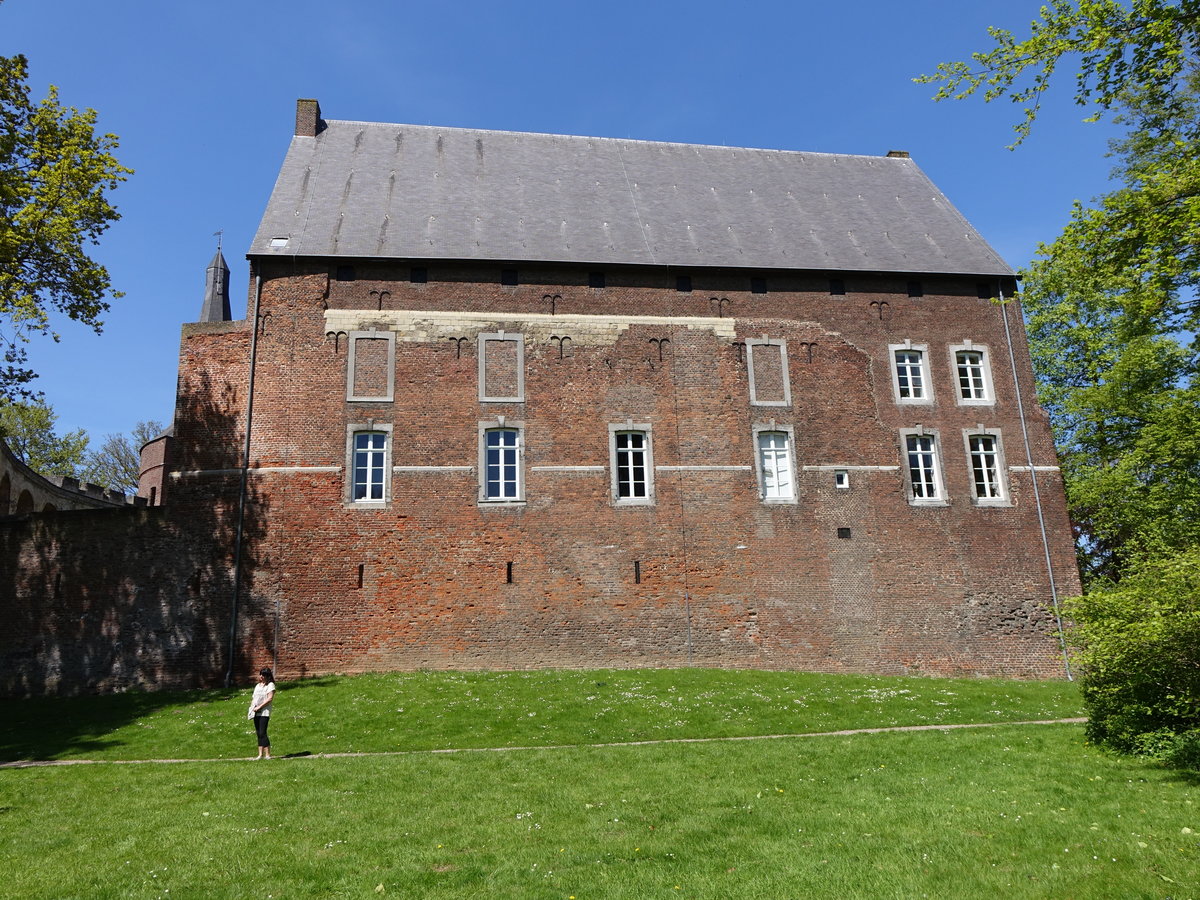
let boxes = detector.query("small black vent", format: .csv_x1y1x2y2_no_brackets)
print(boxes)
676,275,692,293
589,271,606,289
907,281,924,298
501,268,518,286
410,267,428,284
837,527,852,540
829,278,845,296
335,265,356,282
750,277,767,294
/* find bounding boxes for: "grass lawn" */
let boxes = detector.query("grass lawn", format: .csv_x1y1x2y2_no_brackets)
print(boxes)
1,670,1197,898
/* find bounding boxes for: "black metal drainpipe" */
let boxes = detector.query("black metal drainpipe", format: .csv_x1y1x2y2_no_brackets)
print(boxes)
225,272,263,688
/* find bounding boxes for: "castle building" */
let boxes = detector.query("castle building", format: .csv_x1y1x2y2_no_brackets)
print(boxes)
161,99,1079,680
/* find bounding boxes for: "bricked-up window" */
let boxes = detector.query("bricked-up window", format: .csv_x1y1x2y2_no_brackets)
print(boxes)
478,332,525,402
753,424,797,503
609,424,654,505
964,429,1009,504
889,342,931,405
479,422,525,503
347,427,391,505
950,343,994,405
347,330,396,401
746,338,791,407
901,429,945,504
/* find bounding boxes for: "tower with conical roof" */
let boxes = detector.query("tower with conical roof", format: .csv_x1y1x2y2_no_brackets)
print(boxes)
199,242,232,322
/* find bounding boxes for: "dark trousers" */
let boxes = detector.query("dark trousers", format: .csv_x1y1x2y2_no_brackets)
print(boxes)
254,714,270,748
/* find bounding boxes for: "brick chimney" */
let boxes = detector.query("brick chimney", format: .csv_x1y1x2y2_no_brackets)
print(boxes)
886,150,910,159
296,98,323,137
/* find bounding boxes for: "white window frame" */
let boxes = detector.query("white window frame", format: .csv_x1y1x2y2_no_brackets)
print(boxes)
346,424,392,507
346,329,396,402
899,427,946,506
478,419,525,504
608,422,655,505
949,342,995,406
889,341,931,405
746,337,792,407
478,331,525,402
963,428,1010,505
752,423,797,504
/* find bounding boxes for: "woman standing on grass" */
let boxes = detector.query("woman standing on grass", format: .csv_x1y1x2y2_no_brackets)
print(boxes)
249,668,276,759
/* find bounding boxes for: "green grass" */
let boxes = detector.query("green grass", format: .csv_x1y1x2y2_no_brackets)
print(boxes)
0,668,1084,762
3,670,1196,898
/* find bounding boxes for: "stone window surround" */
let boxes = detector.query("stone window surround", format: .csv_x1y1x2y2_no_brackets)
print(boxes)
751,421,798,504
963,426,1011,506
478,417,526,505
345,423,393,508
746,336,792,407
608,421,655,506
949,341,996,406
898,425,947,506
889,340,933,405
346,329,396,402
478,330,525,402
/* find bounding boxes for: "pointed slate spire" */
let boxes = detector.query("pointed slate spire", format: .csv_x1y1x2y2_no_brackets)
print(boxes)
199,243,232,322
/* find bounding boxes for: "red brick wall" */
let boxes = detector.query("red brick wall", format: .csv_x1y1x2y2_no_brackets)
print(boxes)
213,260,1079,680
0,259,1079,696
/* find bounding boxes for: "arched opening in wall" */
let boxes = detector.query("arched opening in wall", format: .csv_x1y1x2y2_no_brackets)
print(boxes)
0,472,10,514
15,490,34,514
42,502,57,512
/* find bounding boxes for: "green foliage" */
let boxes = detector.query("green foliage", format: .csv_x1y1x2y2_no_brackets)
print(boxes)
1064,549,1200,753
925,3,1200,756
0,396,88,477
918,0,1200,145
0,53,131,398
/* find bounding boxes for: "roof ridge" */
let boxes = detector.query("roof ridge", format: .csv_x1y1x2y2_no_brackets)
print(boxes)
318,118,905,162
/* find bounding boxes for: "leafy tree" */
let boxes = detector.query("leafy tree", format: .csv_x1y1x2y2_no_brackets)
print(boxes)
83,419,165,495
0,398,88,478
922,2,1200,753
1064,549,1200,758
0,52,131,398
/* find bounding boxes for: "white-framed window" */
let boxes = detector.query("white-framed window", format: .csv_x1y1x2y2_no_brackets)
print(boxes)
900,428,945,505
889,342,931,404
478,420,525,503
346,425,392,506
746,337,791,407
347,330,396,402
963,429,1009,504
950,342,994,405
834,469,850,489
752,423,797,503
478,331,525,402
608,423,654,505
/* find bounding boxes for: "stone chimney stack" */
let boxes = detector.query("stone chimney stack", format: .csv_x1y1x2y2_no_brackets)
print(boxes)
296,98,323,137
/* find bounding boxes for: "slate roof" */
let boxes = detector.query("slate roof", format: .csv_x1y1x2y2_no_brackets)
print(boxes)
250,119,1013,277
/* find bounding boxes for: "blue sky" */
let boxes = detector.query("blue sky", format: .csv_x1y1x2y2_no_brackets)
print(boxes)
3,0,1119,442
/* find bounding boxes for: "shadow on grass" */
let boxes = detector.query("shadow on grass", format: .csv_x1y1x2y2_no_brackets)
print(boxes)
0,677,342,762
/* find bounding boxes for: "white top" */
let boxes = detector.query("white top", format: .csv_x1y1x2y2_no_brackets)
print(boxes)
252,681,276,716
